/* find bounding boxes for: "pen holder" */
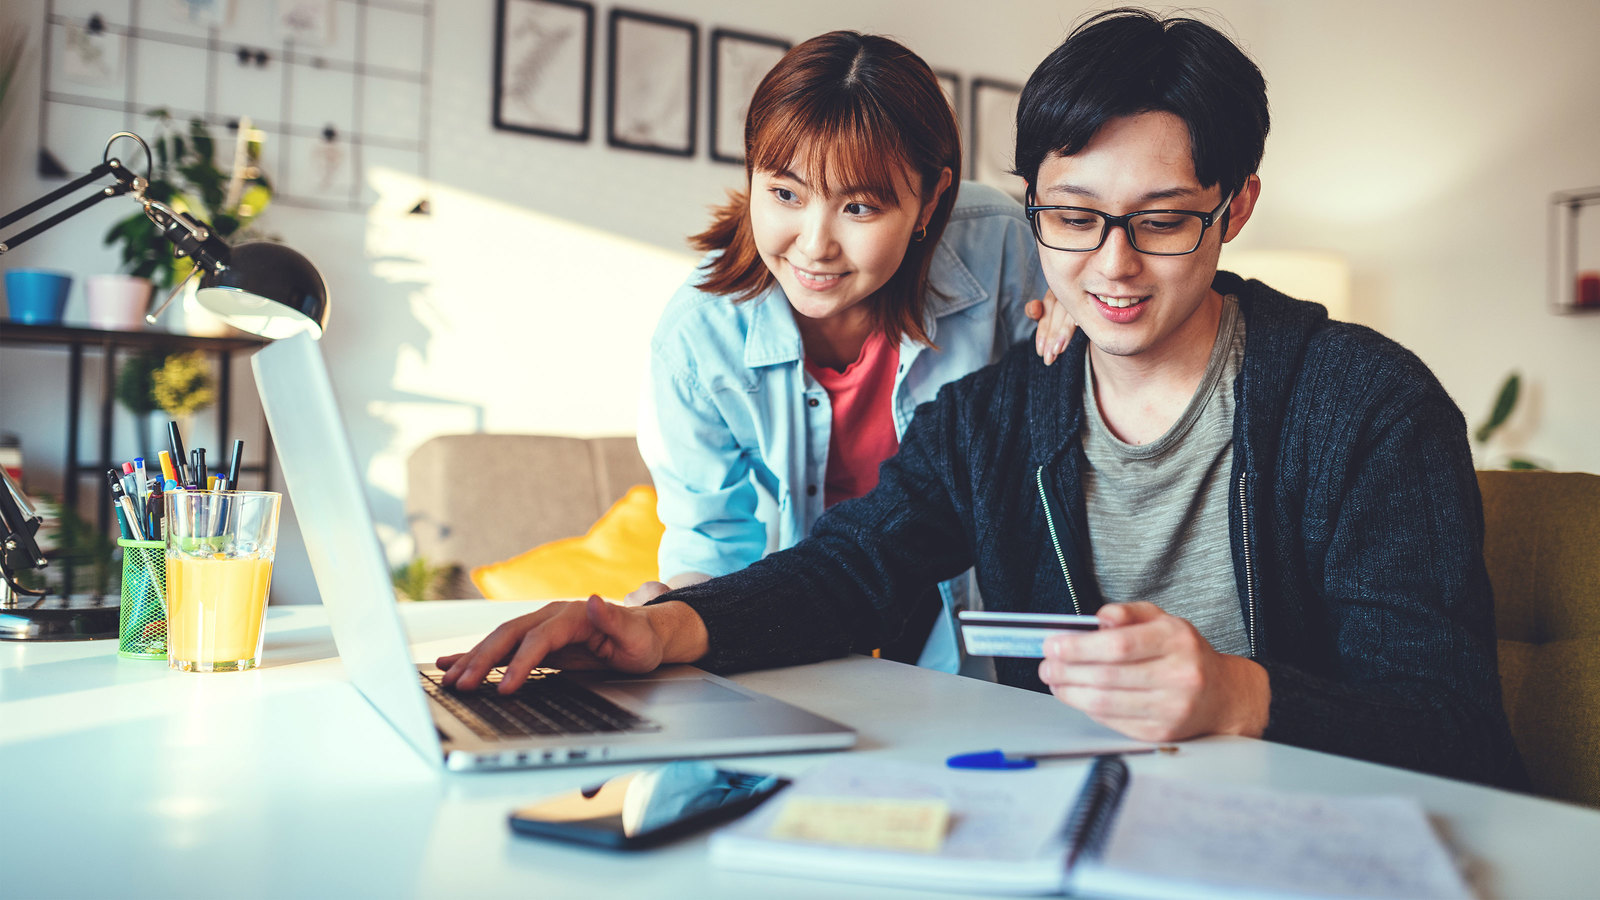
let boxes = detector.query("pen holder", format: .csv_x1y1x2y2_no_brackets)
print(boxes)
117,539,168,659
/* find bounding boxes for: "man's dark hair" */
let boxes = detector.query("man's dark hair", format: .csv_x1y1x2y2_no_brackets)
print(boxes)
1013,8,1269,198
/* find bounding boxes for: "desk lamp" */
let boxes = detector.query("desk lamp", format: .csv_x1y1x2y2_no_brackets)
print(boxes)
0,467,110,640
0,132,330,640
0,131,330,339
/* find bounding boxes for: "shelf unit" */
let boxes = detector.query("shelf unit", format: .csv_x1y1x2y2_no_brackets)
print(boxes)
0,322,274,594
1550,187,1600,314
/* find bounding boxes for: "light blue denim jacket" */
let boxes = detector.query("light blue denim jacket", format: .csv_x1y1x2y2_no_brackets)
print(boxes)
638,181,1045,673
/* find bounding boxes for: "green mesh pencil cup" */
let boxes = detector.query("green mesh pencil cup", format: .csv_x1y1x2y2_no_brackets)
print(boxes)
117,538,168,659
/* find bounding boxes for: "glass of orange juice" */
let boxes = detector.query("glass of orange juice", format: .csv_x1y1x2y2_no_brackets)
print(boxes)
164,490,281,672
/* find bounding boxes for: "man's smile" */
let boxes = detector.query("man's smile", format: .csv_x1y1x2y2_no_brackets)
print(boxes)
1091,292,1150,309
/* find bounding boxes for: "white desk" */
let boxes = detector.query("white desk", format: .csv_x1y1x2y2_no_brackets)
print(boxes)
3,600,1597,899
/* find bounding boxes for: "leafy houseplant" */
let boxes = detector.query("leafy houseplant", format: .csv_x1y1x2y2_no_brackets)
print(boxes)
115,352,165,458
1474,372,1543,470
150,352,217,419
102,111,273,294
392,557,461,603
0,19,26,130
116,351,215,458
15,494,116,596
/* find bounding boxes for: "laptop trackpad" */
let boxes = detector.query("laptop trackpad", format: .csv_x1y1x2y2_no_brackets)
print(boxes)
601,679,752,706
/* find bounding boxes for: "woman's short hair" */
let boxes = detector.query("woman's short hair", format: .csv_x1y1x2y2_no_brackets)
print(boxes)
1014,8,1269,200
691,31,960,347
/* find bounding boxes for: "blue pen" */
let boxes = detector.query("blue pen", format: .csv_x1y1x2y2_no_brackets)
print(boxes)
133,457,148,505
946,745,1178,769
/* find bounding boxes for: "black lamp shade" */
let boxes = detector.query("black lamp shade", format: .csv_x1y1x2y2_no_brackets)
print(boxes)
195,241,330,339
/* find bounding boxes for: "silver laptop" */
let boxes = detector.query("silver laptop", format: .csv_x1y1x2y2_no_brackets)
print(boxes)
252,333,856,772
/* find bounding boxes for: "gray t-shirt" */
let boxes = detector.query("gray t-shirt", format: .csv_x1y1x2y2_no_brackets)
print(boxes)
1080,296,1249,655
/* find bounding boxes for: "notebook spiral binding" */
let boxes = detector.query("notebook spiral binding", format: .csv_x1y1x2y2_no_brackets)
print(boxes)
1062,755,1131,871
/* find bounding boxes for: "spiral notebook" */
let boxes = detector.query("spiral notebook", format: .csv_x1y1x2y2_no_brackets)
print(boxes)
711,756,1473,899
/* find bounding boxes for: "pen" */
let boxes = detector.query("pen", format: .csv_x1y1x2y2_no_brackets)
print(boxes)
146,482,164,541
121,462,139,501
168,421,190,487
158,450,178,484
225,439,244,491
134,457,148,506
946,745,1179,770
194,448,207,491
108,469,144,541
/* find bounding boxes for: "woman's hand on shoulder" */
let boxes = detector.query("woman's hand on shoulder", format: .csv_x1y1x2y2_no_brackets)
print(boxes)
1026,289,1077,366
624,581,673,607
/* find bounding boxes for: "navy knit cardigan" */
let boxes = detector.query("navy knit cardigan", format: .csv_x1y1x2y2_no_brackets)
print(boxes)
665,273,1526,789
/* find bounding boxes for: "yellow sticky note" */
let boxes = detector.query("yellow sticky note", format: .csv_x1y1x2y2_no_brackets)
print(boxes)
769,796,951,854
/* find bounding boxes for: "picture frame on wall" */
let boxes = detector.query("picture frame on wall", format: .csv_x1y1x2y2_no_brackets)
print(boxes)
606,8,698,157
934,70,961,131
709,29,789,165
970,77,1025,201
493,0,595,142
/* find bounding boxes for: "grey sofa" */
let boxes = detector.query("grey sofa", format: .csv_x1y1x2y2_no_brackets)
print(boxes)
406,434,652,598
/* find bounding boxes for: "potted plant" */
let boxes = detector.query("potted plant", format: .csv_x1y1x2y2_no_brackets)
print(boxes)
392,557,462,603
115,351,215,459
1474,372,1544,470
19,493,117,597
115,352,165,459
98,110,273,332
0,17,25,120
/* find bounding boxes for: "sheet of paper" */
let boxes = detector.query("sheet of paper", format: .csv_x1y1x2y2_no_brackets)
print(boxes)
1073,775,1472,900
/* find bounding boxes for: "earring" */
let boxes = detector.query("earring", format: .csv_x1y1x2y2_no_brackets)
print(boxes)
913,226,928,243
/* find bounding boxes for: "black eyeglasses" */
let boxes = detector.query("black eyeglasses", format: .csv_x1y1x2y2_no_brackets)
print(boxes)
1025,193,1231,256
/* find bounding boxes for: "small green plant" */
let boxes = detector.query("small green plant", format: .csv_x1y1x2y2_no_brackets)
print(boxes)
392,557,460,603
21,494,117,595
1474,372,1543,470
115,352,165,457
0,18,27,130
150,351,216,419
102,111,273,290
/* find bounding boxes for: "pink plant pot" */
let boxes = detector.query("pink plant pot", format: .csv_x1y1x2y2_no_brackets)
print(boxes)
85,275,154,331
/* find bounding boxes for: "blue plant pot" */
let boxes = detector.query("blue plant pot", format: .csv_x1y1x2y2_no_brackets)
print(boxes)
4,269,74,325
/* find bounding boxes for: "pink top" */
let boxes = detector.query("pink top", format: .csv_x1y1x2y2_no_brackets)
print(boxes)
804,329,902,508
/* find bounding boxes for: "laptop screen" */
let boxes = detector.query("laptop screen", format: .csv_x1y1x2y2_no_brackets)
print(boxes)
253,333,443,766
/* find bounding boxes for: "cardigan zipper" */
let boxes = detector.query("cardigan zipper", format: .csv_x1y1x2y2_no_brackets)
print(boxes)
1036,466,1082,615
1238,471,1258,657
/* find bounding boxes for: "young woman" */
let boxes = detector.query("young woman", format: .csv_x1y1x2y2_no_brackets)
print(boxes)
633,31,1067,674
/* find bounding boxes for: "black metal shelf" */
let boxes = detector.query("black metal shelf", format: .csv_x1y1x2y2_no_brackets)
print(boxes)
0,321,276,596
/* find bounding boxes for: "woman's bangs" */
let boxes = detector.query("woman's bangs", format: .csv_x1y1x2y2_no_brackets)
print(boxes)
750,105,911,207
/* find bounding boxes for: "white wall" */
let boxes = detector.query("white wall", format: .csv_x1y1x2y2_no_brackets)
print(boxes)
3,0,1598,606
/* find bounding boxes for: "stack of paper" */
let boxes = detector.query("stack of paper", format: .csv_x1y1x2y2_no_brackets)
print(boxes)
711,756,1473,900
710,757,1088,895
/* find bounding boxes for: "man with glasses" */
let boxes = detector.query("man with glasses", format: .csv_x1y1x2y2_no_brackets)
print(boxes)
442,8,1524,789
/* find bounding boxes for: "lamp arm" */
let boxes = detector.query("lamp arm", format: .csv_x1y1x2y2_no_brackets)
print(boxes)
0,160,119,230
144,262,202,326
0,161,139,255
0,131,224,270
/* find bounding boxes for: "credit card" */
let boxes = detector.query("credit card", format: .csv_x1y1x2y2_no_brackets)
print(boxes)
956,610,1100,658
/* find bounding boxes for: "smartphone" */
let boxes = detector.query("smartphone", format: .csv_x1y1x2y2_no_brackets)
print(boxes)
508,761,790,850
957,610,1100,658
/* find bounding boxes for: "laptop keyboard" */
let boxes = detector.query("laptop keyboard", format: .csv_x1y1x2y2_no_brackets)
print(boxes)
420,668,661,742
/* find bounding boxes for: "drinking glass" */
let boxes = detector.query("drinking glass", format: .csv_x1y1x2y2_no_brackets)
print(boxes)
164,490,281,672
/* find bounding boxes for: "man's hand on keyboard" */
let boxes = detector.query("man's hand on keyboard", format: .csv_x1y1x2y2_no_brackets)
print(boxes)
437,595,709,694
